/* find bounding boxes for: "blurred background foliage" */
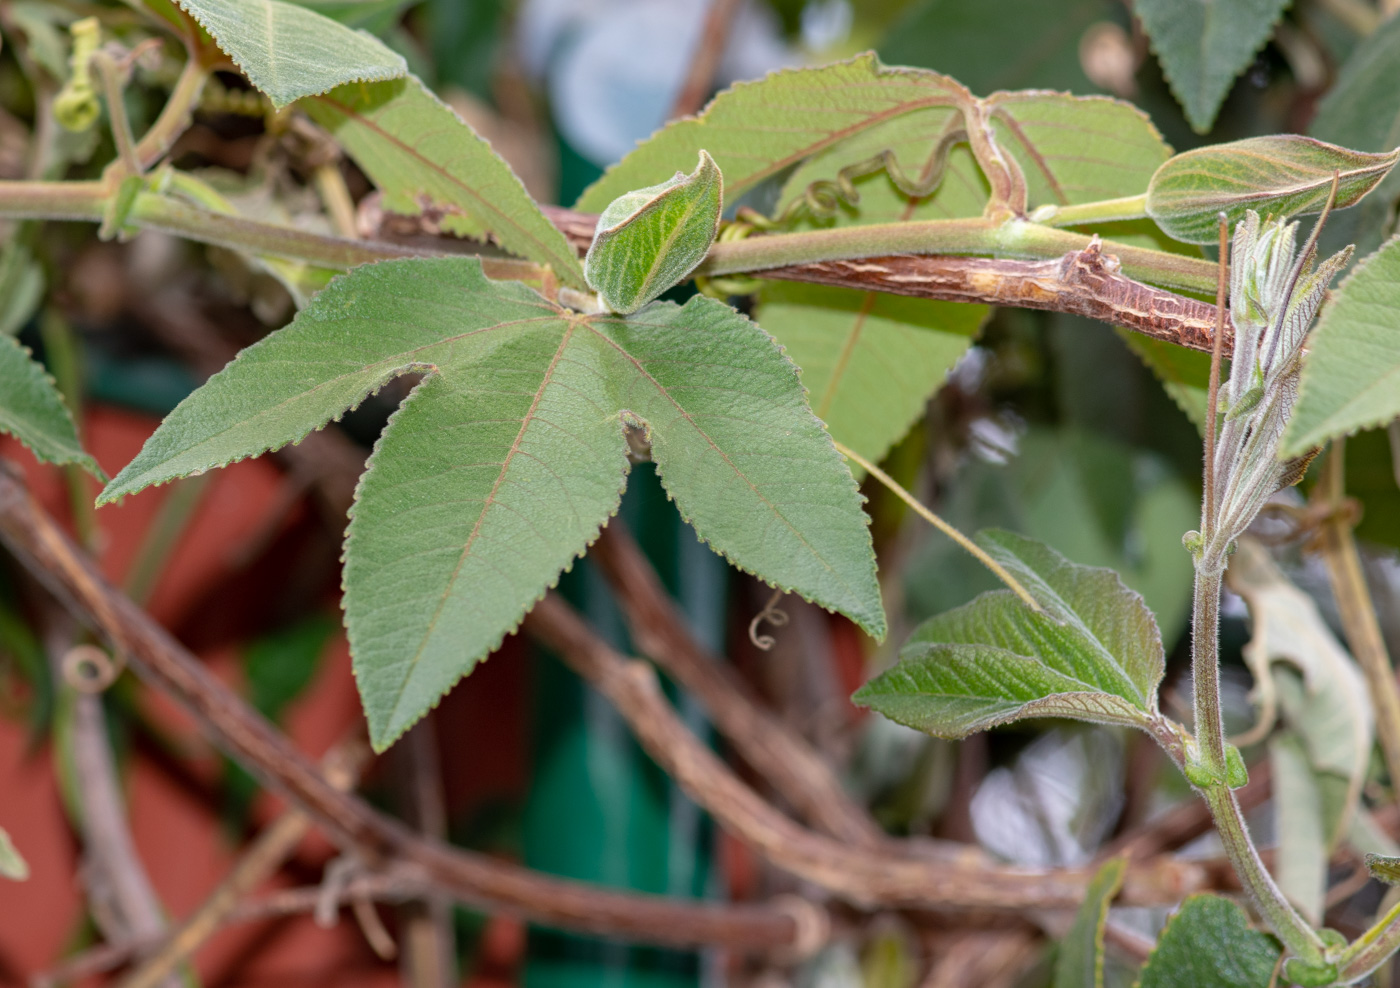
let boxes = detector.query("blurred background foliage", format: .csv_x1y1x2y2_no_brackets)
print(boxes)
1,0,1399,986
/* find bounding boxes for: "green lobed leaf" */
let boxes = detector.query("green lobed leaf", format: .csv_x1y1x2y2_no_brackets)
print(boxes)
1053,856,1127,988
575,53,971,212
303,76,585,287
1134,895,1281,988
0,334,104,479
584,151,723,315
1283,234,1400,455
1146,135,1400,245
99,258,882,749
756,283,986,467
855,531,1165,738
1134,0,1290,133
0,826,26,881
1309,13,1400,264
170,0,406,108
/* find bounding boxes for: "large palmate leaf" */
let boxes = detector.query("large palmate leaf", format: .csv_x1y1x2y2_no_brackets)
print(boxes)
0,334,103,478
1282,234,1400,455
1134,0,1291,133
1135,895,1281,988
99,258,882,748
574,53,970,211
1146,135,1400,245
170,0,406,107
1310,13,1400,263
303,77,585,286
756,284,985,466
1052,856,1126,988
855,531,1165,738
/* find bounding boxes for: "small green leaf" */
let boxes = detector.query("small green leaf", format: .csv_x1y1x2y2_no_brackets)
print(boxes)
1053,856,1126,988
0,334,104,479
855,531,1164,738
1366,853,1400,885
1135,0,1290,133
756,283,986,467
1135,895,1280,988
170,0,406,108
100,258,882,749
1146,135,1400,245
575,53,970,212
584,151,722,314
0,826,27,881
1283,234,1400,455
303,76,585,286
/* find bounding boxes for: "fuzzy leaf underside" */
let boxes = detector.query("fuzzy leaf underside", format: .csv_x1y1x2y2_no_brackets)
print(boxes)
855,531,1164,739
585,151,723,314
0,334,103,479
172,0,406,107
1053,856,1126,988
98,258,882,749
303,77,585,286
1284,234,1400,454
575,53,970,211
1134,895,1281,988
1146,135,1400,245
756,283,986,466
1135,0,1290,133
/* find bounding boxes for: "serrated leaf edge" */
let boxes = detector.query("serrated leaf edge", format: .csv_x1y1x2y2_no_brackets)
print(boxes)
0,335,106,481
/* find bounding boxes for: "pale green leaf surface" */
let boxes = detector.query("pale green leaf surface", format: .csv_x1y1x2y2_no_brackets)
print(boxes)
99,258,881,748
1052,856,1126,988
0,335,103,478
575,53,969,211
0,826,26,881
585,151,722,314
1284,234,1400,454
856,531,1164,738
1146,135,1400,244
1134,895,1280,988
1270,733,1328,924
171,0,406,107
1135,0,1290,133
1309,13,1400,263
303,77,585,286
756,283,985,465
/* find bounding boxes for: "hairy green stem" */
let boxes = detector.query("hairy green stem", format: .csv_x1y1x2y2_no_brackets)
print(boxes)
700,216,1218,293
133,56,211,170
1338,900,1400,982
1200,783,1326,961
1033,194,1148,227
92,52,142,177
1191,564,1327,964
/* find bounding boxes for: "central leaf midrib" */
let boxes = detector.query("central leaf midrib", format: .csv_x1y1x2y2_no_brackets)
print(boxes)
384,321,578,726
